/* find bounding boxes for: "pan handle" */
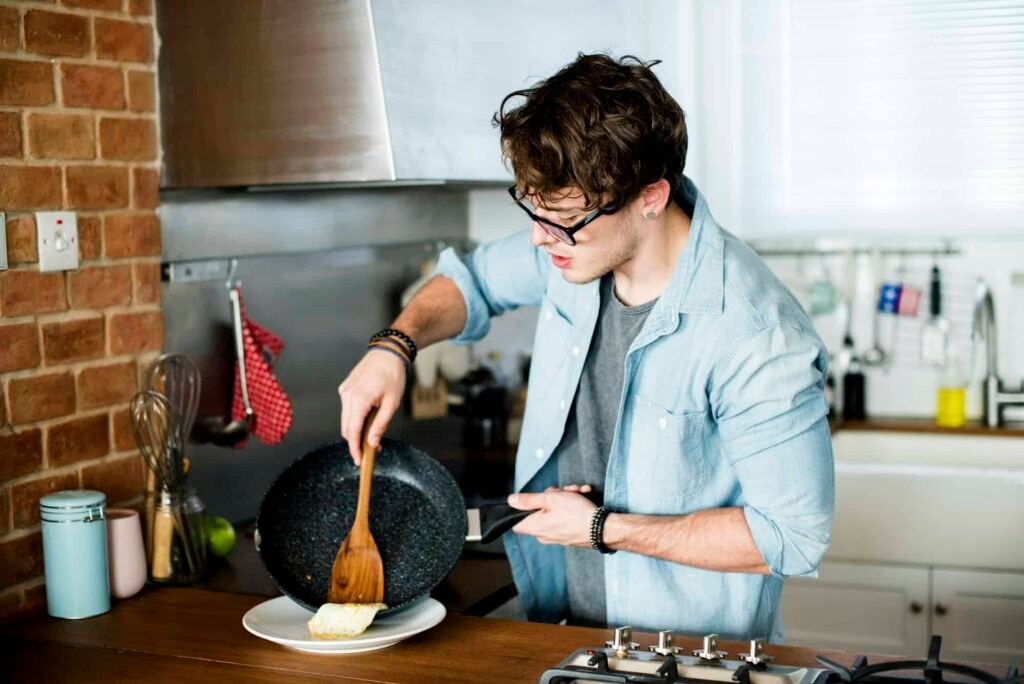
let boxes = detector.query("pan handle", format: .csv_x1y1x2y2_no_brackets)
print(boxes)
466,490,604,545
467,502,532,544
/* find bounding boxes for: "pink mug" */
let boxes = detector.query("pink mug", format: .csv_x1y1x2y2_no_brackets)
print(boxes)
106,508,147,599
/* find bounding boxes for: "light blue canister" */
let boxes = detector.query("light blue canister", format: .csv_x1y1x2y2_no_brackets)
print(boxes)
40,490,110,619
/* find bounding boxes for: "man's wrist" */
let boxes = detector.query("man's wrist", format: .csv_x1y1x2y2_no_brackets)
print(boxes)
601,512,624,551
366,343,410,372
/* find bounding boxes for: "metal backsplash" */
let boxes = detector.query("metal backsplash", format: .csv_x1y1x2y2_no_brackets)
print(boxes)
161,189,472,522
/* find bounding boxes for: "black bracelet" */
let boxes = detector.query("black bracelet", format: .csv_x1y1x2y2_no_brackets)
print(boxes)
371,328,417,362
367,344,410,372
369,337,411,364
589,506,616,555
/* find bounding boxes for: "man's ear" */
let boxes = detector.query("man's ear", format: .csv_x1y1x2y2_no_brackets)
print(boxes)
639,179,672,218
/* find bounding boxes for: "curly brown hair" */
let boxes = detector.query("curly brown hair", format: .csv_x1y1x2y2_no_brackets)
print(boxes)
495,53,687,214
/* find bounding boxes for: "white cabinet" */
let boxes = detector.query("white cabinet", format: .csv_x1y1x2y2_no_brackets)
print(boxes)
932,569,1024,665
783,562,1024,666
781,561,930,656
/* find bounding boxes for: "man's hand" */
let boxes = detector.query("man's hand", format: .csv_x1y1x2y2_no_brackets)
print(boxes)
338,349,407,465
507,485,597,548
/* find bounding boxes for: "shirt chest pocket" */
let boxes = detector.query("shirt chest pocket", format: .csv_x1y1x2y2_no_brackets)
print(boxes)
624,394,709,512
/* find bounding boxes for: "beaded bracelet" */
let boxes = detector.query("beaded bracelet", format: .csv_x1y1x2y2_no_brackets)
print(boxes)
589,506,616,555
367,341,411,371
370,328,418,362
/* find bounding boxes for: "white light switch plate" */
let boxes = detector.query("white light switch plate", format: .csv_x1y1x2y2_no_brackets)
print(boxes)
36,211,79,272
0,212,7,270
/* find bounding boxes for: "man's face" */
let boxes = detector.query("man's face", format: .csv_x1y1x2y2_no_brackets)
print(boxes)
526,189,639,284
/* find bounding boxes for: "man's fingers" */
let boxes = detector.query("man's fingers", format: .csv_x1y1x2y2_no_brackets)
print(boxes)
507,492,547,511
338,386,351,460
345,400,375,465
543,484,592,493
367,398,398,448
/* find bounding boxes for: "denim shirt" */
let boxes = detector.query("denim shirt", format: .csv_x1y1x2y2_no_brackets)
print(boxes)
433,177,834,642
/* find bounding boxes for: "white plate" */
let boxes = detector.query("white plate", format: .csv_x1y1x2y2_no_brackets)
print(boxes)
242,595,446,654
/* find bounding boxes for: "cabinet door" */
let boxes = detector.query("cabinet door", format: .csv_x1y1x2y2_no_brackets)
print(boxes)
932,568,1024,665
781,561,930,656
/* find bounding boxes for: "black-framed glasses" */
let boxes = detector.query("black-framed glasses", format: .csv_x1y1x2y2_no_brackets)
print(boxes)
507,186,612,246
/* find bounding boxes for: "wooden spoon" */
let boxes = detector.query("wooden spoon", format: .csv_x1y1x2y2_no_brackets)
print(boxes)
327,407,385,605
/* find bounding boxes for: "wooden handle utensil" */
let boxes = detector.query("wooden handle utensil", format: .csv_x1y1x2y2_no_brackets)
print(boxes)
327,407,385,605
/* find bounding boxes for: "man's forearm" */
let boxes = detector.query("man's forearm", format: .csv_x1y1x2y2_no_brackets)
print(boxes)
391,275,468,348
602,507,771,575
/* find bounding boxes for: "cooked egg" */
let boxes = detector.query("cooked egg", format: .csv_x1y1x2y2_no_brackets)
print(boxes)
307,602,388,640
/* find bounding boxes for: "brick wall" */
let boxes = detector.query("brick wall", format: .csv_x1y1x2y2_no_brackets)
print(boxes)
0,0,161,621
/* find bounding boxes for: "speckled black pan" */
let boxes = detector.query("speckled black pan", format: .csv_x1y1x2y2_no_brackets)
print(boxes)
255,438,467,616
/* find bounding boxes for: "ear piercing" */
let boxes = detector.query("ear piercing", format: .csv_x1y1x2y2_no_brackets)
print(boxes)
644,210,657,220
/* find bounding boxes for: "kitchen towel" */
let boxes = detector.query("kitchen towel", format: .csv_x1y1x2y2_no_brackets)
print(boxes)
231,287,293,447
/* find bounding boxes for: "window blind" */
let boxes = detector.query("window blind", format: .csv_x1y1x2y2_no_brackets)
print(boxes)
729,0,1024,236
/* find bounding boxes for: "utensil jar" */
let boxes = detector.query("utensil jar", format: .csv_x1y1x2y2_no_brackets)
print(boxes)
40,490,110,619
144,488,207,584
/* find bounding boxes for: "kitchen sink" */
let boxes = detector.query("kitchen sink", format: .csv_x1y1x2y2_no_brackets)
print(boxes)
828,430,1024,570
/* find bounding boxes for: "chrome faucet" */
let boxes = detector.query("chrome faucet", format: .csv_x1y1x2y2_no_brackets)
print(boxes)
972,280,1024,427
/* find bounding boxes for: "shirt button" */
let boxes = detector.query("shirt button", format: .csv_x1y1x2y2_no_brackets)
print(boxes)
535,448,544,459
571,345,581,356
559,400,567,410
545,309,554,321
659,417,668,430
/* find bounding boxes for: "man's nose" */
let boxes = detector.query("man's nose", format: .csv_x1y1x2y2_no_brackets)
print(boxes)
530,221,555,247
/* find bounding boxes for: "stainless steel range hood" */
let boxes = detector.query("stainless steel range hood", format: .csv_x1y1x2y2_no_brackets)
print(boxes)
156,0,675,189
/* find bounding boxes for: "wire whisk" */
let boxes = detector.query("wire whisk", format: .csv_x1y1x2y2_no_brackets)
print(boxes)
130,390,186,491
147,353,201,463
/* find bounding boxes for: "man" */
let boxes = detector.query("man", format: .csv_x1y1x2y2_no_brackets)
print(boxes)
338,54,833,641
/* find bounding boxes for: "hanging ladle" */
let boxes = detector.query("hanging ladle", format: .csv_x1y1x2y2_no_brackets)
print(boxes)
863,247,888,367
197,261,255,446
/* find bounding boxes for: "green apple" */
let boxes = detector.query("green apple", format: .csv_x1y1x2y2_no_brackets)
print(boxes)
204,515,236,558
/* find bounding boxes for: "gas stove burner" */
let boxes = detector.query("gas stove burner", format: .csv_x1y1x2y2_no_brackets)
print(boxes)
538,627,834,684
816,636,1020,684
538,629,1021,684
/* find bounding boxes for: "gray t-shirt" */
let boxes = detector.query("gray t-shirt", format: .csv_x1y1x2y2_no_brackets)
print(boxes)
556,273,657,627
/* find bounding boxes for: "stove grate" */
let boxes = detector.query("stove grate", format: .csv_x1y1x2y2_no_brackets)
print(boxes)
815,636,1020,684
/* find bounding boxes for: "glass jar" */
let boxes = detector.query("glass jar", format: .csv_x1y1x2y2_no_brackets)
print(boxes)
144,488,207,585
40,490,110,619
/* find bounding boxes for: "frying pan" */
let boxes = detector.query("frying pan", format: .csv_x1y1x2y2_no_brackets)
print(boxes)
255,438,540,616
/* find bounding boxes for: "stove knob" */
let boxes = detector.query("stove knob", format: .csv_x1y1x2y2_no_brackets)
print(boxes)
693,634,727,662
738,639,774,667
650,630,677,656
605,626,640,658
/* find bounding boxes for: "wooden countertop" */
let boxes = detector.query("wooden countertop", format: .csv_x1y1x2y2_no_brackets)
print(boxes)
831,416,1024,438
1,587,955,684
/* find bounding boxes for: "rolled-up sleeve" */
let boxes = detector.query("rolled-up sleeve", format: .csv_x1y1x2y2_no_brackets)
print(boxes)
432,229,549,344
710,323,835,578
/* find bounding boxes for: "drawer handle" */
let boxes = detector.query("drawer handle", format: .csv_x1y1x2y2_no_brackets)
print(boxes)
934,603,949,617
910,601,923,614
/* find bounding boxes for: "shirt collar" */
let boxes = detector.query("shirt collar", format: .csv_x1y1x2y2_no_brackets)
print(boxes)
659,175,725,316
